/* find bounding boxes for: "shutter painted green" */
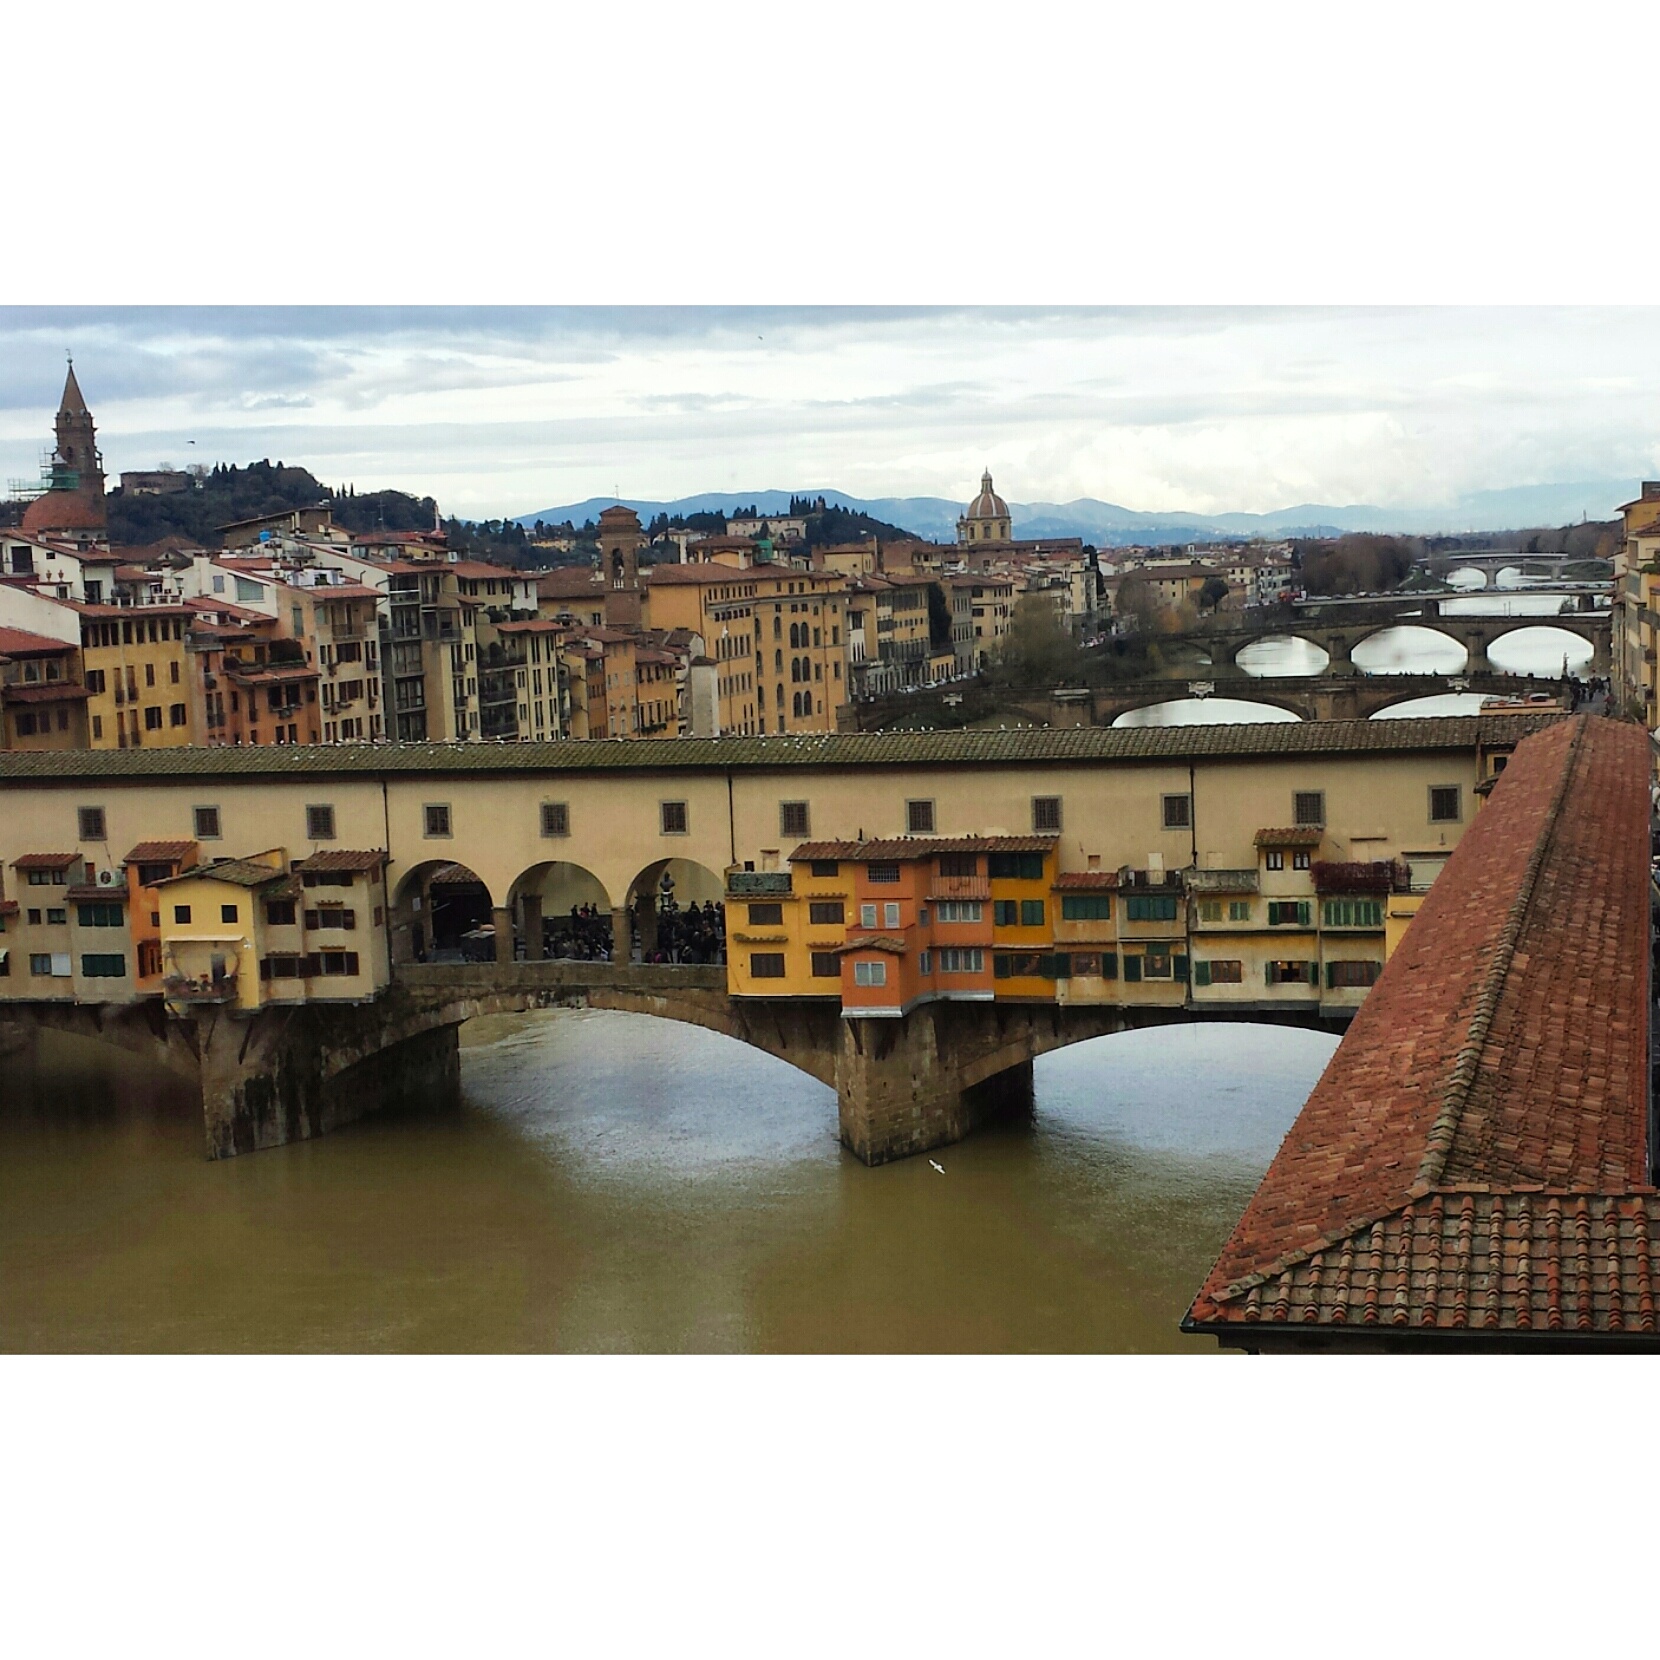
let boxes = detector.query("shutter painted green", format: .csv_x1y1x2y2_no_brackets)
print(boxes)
1124,954,1141,983
1174,954,1189,982
1102,951,1118,979
1307,961,1320,986
1194,959,1211,987
1053,952,1071,979
1325,960,1337,989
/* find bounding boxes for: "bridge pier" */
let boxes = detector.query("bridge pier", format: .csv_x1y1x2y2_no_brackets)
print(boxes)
835,1011,1036,1165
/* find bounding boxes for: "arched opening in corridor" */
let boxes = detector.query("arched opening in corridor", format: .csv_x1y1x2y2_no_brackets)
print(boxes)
623,857,729,965
392,860,495,965
507,860,613,962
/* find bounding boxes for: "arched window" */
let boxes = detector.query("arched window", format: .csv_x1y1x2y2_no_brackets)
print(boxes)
814,662,822,681
775,648,783,671
775,684,783,708
773,615,782,640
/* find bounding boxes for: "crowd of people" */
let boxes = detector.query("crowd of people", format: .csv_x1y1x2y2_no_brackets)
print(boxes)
643,898,726,966
543,903,616,962
539,895,726,965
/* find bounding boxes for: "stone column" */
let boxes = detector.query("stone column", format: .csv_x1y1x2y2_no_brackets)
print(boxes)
638,893,658,956
1464,629,1491,675
521,893,544,961
611,906,633,963
492,906,514,964
1324,634,1357,676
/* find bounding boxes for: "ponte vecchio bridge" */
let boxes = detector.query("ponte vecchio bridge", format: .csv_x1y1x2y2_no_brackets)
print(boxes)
0,714,1567,1164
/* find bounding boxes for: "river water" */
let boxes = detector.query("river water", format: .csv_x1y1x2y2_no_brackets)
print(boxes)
0,1012,1337,1353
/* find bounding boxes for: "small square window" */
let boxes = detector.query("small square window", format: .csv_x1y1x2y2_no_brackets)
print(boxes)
1293,850,1311,871
905,799,935,835
541,802,570,837
78,806,106,842
193,806,221,840
860,903,878,928
1429,786,1462,823
1162,794,1191,831
883,901,901,928
173,905,192,924
220,904,238,924
661,800,689,835
779,801,810,838
424,803,452,838
1293,791,1325,827
306,804,336,841
1265,851,1285,871
1032,796,1062,833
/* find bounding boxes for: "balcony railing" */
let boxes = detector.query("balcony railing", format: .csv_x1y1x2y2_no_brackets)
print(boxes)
164,972,238,1004
929,876,991,901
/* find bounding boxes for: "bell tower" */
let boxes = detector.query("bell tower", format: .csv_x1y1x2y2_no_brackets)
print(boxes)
52,358,104,502
598,504,645,627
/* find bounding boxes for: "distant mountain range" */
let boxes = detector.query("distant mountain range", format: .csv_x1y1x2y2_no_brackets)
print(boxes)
515,481,1638,545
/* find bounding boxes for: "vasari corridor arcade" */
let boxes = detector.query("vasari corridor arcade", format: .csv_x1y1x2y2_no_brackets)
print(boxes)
0,712,1588,1168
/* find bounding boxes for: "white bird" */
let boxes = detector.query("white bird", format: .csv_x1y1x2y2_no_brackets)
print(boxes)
929,1159,945,1175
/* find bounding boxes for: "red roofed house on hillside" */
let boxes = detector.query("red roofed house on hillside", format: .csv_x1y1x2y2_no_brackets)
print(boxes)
1185,714,1658,1350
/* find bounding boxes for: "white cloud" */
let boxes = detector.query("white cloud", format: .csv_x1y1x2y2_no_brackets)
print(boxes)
2,306,1658,518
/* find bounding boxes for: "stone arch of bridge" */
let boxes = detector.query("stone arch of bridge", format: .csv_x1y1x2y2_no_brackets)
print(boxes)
1104,688,1311,723
390,858,497,966
1347,622,1471,670
1221,632,1331,669
386,970,842,1090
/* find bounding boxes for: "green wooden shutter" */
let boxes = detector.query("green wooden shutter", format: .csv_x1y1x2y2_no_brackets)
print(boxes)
1124,954,1141,982
1194,959,1211,987
1306,961,1320,986
1102,951,1118,979
1325,960,1337,989
1174,954,1189,982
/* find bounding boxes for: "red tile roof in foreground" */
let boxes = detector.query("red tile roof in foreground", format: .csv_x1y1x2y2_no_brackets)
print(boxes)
1187,716,1656,1344
123,840,197,865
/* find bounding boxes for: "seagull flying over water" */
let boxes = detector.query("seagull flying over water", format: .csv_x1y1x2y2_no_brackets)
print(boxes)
929,1159,945,1175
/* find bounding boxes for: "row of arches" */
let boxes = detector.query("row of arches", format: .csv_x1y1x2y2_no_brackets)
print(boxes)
1233,622,1600,678
392,855,730,967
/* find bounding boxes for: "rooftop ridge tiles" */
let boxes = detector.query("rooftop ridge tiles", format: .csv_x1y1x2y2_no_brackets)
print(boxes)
1411,716,1587,1198
0,713,1564,781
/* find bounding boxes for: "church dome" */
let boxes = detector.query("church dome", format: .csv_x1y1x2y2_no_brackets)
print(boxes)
23,486,105,534
965,469,1008,520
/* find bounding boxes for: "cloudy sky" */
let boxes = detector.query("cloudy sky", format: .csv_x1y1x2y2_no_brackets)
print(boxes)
2,306,1657,521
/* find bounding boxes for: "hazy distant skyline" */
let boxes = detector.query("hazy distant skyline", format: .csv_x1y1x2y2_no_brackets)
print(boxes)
2,306,1657,522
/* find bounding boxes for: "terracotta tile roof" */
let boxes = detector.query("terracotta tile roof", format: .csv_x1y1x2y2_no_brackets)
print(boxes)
1186,716,1655,1344
12,852,79,869
1255,826,1324,846
294,849,385,873
65,883,120,901
0,899,17,916
837,933,908,954
0,714,1561,783
159,858,289,890
1053,871,1122,890
2,682,91,703
789,835,1057,862
0,627,75,656
123,840,196,865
